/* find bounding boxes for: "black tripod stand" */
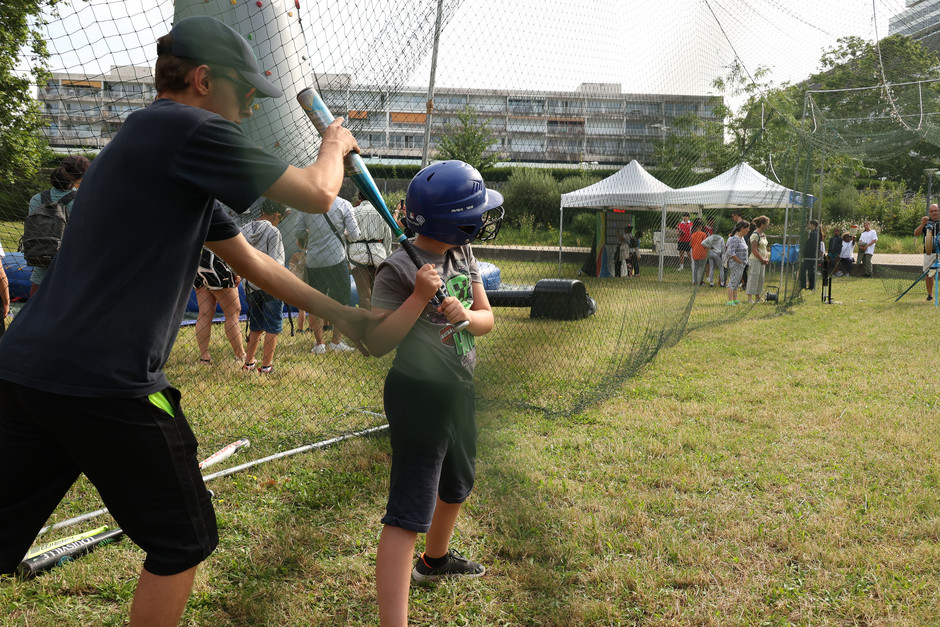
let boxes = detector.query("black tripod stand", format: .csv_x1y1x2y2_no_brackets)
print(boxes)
896,232,939,305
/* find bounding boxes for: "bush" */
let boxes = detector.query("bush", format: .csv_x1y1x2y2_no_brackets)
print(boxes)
501,168,560,228
568,211,596,237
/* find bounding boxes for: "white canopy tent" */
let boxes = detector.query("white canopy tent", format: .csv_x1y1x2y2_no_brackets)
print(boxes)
558,160,678,278
665,162,801,209
666,162,815,291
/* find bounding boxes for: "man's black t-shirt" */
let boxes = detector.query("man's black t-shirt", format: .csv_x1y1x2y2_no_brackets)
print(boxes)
804,229,820,260
0,99,288,397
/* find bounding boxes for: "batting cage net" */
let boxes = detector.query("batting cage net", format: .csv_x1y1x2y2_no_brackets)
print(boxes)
2,0,937,528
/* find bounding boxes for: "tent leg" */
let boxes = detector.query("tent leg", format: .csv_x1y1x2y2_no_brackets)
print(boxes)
658,202,667,282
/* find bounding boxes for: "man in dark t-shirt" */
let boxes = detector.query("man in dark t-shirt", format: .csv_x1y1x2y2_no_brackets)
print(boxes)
915,203,940,300
801,219,820,290
0,17,378,624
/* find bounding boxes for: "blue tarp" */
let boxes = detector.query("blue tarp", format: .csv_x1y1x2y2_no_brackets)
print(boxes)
770,243,799,264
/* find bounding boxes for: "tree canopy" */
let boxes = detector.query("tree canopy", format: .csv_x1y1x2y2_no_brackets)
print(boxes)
0,0,55,184
434,106,500,175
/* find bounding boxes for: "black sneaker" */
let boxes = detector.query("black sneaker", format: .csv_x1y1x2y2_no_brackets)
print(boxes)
412,549,485,583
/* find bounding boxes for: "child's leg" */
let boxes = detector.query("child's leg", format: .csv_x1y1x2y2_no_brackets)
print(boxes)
424,498,462,559
194,287,217,361
219,287,246,362
311,315,325,347
244,330,262,365
261,332,279,368
376,524,418,627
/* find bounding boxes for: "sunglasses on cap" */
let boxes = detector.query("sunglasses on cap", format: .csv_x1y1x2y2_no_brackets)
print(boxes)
212,71,256,105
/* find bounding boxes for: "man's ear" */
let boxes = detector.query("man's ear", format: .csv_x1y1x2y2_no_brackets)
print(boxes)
192,65,212,95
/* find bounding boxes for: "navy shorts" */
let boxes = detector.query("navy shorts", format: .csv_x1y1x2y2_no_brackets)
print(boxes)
381,368,477,533
0,380,218,576
306,262,350,307
677,241,691,252
247,289,283,334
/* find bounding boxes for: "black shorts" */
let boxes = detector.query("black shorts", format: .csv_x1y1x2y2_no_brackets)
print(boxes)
381,368,476,533
677,241,691,252
306,262,351,307
0,380,218,576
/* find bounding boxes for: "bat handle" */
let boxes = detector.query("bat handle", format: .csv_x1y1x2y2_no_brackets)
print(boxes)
401,239,470,333
430,290,470,333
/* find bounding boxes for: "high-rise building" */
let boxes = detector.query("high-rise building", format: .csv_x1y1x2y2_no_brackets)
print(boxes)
889,0,940,53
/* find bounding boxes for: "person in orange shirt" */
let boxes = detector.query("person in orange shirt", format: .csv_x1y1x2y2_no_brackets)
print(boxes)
690,219,709,285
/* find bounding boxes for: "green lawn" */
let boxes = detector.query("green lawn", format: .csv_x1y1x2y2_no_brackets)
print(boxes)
3,276,938,625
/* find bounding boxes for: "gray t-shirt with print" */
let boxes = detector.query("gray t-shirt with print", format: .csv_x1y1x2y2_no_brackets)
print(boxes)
371,243,481,383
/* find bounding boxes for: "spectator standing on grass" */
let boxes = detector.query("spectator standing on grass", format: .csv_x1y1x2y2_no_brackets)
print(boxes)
297,196,361,353
676,212,692,270
0,17,379,626
629,228,641,276
240,200,287,374
800,219,821,290
827,226,843,277
837,231,855,277
26,155,90,296
349,191,393,310
745,216,770,304
194,245,246,364
690,219,708,285
725,220,750,305
702,229,725,287
915,204,940,300
289,233,309,333
857,221,877,278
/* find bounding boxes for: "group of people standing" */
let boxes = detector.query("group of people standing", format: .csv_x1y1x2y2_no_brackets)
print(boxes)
676,211,771,306
192,191,394,370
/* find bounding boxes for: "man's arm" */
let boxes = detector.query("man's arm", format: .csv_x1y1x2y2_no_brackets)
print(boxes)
206,234,381,353
0,263,9,318
915,216,929,237
263,118,359,215
343,202,361,241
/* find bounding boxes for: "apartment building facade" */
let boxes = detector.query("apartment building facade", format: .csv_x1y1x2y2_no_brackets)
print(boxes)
38,66,721,165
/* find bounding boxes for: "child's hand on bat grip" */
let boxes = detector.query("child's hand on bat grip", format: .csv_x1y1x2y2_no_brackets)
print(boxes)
437,295,470,327
414,264,441,303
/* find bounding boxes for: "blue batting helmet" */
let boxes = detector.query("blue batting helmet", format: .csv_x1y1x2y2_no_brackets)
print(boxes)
405,161,504,246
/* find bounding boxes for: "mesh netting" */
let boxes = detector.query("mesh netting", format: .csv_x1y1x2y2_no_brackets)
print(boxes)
2,0,936,527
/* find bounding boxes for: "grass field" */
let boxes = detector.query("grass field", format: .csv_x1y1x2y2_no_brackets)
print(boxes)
2,271,939,626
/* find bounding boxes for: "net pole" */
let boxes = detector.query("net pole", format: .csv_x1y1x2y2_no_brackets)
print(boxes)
420,0,445,169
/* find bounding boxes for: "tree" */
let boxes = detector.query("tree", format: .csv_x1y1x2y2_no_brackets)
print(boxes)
804,34,940,190
435,106,500,175
650,112,736,188
0,0,55,185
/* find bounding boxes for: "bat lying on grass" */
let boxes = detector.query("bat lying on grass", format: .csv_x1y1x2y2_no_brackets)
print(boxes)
24,525,109,560
17,528,125,578
21,440,249,576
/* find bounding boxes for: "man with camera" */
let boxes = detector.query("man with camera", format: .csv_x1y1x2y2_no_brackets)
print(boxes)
914,203,940,300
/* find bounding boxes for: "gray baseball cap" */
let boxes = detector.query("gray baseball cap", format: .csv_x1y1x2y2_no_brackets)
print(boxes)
160,16,282,98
